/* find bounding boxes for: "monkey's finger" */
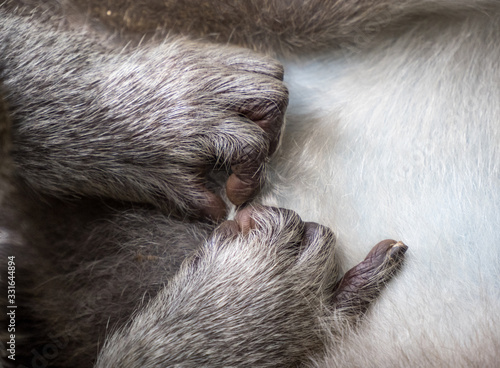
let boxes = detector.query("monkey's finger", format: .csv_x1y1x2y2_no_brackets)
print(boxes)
234,206,257,234
239,107,285,156
209,116,269,206
185,41,285,80
235,82,288,156
225,136,268,206
331,239,407,312
234,205,305,240
226,159,265,206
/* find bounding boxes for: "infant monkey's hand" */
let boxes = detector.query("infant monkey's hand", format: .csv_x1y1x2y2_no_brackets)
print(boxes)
9,31,287,221
92,40,288,220
96,206,407,367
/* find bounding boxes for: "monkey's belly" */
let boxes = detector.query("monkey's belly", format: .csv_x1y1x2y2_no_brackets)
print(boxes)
264,13,500,366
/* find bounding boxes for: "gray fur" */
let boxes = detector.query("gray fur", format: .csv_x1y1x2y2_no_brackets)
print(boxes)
10,0,495,367
0,189,212,367
55,0,497,54
0,188,403,367
93,207,403,368
1,9,287,220
96,207,338,368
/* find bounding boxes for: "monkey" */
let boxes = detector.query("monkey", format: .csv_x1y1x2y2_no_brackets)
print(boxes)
0,1,409,367
1,0,500,367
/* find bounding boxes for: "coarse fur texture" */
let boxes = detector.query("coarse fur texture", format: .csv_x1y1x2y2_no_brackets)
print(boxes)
1,7,288,220
1,0,500,367
0,183,404,367
95,208,404,367
0,1,406,366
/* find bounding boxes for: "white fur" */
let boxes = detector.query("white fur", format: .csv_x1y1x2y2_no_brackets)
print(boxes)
264,10,500,367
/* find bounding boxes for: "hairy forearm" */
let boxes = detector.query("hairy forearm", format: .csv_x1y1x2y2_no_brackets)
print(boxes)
73,0,493,54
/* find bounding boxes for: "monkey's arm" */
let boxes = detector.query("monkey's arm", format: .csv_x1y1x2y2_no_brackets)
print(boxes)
0,191,212,366
79,0,489,54
0,13,287,219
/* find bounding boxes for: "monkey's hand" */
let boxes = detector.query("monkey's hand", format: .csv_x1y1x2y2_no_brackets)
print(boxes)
4,21,287,220
97,206,407,367
88,40,288,219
